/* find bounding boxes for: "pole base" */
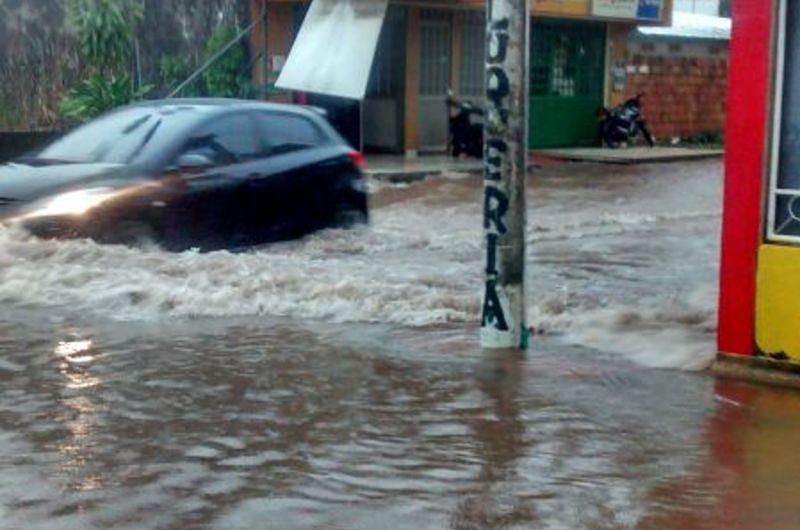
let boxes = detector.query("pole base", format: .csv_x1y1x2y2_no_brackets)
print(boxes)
713,352,800,390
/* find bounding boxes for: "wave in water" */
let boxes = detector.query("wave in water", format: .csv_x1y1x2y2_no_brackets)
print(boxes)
0,195,718,369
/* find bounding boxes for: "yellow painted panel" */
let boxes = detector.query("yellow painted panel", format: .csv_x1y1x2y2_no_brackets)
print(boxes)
533,0,590,16
756,244,800,361
428,0,591,17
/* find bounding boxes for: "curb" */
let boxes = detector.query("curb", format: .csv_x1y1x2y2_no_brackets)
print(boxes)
534,150,724,165
366,170,442,184
712,353,800,390
366,166,483,184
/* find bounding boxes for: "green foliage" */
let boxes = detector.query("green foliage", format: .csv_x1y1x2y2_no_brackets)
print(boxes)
202,25,250,98
0,97,13,126
680,130,725,149
67,0,144,74
59,74,152,123
60,0,148,123
159,54,193,92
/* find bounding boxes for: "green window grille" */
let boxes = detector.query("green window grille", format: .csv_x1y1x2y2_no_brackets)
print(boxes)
530,20,606,98
419,9,452,97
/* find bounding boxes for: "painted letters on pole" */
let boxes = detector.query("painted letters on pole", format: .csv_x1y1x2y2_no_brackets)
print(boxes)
481,0,528,349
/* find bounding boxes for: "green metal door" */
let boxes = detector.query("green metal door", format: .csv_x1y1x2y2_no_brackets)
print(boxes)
529,20,606,149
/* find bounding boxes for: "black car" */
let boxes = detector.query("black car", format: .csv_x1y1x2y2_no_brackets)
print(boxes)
0,99,368,251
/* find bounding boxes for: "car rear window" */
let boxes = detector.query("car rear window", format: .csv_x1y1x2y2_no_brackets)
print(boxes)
256,113,323,155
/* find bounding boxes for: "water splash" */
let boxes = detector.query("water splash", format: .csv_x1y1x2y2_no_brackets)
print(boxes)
0,161,722,370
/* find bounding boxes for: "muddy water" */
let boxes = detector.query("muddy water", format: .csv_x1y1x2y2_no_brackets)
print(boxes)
2,160,800,529
0,160,720,367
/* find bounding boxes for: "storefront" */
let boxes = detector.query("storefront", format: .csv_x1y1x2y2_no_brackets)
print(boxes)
717,0,800,371
250,0,672,153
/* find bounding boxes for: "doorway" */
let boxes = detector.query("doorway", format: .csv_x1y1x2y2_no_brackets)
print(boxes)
418,9,452,152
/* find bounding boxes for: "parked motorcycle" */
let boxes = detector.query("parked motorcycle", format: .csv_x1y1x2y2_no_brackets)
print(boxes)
447,91,484,158
598,94,655,149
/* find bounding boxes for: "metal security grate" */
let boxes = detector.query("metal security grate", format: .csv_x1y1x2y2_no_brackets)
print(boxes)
529,20,606,98
769,0,800,241
419,9,452,97
368,6,406,98
528,19,606,148
459,10,486,98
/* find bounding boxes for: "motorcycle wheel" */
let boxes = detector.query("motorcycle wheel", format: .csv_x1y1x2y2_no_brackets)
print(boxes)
467,140,483,159
600,122,621,149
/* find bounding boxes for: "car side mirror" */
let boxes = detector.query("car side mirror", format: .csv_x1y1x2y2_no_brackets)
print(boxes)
175,153,214,171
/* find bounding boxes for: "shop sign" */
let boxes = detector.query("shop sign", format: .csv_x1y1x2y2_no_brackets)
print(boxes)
592,0,662,20
533,0,590,16
636,0,662,20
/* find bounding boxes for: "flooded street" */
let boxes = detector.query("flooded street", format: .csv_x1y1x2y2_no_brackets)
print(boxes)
2,159,800,529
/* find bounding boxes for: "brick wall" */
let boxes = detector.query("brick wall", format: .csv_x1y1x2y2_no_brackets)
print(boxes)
613,38,729,141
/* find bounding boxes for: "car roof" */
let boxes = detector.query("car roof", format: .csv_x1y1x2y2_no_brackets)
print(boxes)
126,98,325,120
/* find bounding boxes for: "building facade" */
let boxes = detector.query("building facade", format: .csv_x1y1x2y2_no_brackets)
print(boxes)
673,0,721,15
620,11,730,141
717,0,800,370
249,0,673,154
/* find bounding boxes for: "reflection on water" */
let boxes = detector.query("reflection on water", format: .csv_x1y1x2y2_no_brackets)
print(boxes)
1,160,797,529
53,337,106,496
56,339,102,389
0,314,799,530
452,354,530,529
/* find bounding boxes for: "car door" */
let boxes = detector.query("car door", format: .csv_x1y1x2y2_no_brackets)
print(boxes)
247,111,332,241
160,112,261,250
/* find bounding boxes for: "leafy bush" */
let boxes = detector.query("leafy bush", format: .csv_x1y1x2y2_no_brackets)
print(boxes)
60,0,148,123
202,25,250,98
60,74,152,123
0,97,14,127
67,0,143,74
159,55,193,93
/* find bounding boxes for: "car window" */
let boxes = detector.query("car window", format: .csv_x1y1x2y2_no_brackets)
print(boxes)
180,114,260,166
256,113,323,156
35,106,208,164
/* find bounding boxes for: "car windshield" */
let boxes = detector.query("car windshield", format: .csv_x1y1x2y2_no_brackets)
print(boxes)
34,105,206,165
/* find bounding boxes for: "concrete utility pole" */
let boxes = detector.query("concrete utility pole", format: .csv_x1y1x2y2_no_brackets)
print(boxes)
480,0,529,350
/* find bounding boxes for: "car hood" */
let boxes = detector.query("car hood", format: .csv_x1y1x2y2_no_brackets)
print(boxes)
0,161,129,202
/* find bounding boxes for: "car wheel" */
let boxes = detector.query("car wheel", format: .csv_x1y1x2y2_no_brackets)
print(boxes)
335,206,368,227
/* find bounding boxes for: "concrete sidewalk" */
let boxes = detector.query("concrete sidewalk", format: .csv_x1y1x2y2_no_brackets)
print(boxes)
536,146,724,164
365,147,724,183
365,155,482,183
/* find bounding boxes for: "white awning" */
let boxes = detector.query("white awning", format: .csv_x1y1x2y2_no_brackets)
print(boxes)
276,0,389,100
637,12,731,40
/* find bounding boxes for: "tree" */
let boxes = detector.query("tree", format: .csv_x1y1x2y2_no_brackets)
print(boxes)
60,0,151,122
67,0,143,74
202,25,252,98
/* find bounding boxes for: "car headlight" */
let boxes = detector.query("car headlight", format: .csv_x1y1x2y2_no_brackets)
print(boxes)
24,187,118,219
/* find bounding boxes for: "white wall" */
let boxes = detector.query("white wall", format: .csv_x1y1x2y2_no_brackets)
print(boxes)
674,0,720,15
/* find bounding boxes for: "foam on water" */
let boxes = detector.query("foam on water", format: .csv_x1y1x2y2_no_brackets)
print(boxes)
0,206,481,326
0,164,722,370
561,284,718,371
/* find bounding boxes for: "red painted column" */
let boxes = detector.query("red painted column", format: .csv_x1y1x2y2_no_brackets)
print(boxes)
717,0,775,356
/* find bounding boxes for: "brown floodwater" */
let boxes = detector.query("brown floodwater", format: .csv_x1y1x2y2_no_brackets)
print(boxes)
1,160,799,529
